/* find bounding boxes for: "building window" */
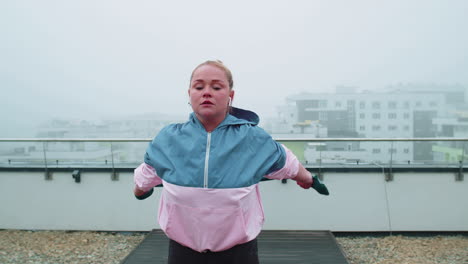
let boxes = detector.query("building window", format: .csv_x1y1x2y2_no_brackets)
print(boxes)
372,102,380,109
388,101,397,109
319,112,328,120
415,101,422,107
404,125,410,131
388,113,397,119
372,148,381,154
359,113,365,119
403,113,410,119
372,113,381,119
429,101,438,107
359,126,365,131
372,125,381,131
335,101,342,107
388,125,397,131
359,102,365,109
388,148,397,154
404,101,410,109
404,148,410,154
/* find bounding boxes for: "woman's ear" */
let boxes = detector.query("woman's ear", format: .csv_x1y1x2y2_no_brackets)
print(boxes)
229,90,235,103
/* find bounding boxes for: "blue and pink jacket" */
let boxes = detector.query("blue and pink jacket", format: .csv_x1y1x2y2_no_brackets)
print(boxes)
134,108,301,252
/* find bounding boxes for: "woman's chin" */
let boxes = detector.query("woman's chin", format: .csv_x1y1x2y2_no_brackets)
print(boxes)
195,109,226,121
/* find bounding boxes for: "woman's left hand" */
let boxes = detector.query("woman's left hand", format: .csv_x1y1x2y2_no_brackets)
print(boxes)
293,165,313,189
295,175,313,189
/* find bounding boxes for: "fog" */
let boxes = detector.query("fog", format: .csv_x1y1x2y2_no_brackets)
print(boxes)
1,0,467,137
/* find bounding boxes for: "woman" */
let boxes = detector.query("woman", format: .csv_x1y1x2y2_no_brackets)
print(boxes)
133,60,329,264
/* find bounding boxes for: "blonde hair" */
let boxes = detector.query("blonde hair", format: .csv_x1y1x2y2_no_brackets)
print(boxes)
190,60,234,89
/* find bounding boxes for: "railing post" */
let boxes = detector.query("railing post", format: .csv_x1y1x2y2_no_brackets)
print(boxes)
110,143,118,181
456,142,465,181
318,148,324,181
43,142,52,180
456,161,464,181
385,141,394,181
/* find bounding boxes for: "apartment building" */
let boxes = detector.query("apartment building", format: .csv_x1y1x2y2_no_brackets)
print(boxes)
271,84,466,163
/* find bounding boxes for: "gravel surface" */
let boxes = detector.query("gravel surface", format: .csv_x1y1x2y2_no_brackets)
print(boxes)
0,230,145,264
1,230,467,264
336,235,468,264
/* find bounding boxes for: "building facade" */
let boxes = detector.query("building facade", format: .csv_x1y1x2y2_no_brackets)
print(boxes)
270,84,467,164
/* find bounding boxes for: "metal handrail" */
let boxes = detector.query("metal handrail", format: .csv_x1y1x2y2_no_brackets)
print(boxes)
1,137,466,182
1,137,468,142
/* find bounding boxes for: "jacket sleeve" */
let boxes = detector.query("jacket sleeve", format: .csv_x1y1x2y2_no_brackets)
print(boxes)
264,144,300,180
134,163,162,192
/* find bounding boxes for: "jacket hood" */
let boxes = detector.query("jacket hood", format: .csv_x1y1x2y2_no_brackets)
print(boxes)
229,107,259,125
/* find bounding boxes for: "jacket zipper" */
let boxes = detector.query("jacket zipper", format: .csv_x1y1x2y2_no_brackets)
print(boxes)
203,132,211,188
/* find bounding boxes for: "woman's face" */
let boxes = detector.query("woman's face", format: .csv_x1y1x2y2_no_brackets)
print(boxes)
189,64,234,123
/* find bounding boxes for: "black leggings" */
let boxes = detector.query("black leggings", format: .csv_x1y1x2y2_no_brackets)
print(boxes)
168,239,259,264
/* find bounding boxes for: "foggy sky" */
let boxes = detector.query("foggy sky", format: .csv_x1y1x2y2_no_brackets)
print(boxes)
1,0,467,137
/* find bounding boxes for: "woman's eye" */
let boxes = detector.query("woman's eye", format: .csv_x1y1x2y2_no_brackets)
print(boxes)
195,86,203,90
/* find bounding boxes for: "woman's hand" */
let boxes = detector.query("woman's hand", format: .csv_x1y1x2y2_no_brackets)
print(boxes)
292,165,313,189
134,186,147,196
296,177,313,189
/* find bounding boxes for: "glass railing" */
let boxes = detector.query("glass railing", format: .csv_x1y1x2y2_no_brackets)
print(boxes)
0,138,467,170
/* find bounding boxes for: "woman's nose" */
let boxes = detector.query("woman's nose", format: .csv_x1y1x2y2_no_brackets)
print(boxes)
202,87,212,97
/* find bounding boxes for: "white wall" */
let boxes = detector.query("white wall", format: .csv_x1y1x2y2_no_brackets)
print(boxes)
1,171,466,232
